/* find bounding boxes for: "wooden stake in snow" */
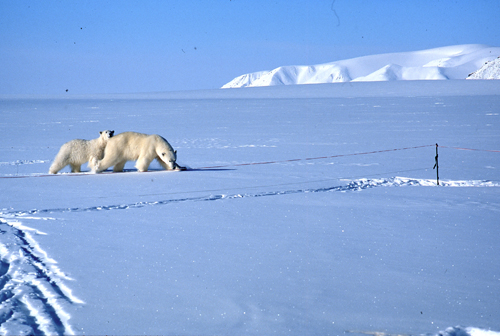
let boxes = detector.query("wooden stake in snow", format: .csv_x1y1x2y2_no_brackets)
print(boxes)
433,143,439,185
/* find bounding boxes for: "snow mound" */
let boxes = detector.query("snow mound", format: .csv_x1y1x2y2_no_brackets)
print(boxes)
467,56,500,79
222,44,500,88
221,70,269,88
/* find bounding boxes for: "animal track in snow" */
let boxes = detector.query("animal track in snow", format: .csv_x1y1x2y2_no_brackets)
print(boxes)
2,177,498,218
175,138,276,149
0,219,83,335
0,160,50,166
0,177,497,333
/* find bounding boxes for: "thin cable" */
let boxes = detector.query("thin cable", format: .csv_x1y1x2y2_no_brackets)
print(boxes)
439,146,500,153
195,144,435,170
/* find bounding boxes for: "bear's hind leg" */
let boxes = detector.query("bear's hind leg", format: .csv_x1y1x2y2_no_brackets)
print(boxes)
48,154,69,174
49,145,69,174
49,161,66,174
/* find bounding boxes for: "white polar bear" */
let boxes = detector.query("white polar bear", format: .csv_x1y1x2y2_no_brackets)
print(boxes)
49,130,114,174
95,131,181,173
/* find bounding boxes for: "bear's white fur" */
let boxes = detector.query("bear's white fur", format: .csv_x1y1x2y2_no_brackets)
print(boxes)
96,131,179,173
49,130,115,174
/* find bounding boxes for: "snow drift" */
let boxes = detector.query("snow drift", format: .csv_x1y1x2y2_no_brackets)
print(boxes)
222,44,500,88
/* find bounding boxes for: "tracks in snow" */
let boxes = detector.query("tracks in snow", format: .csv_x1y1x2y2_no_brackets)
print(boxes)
0,219,83,335
0,176,497,334
2,177,499,218
0,160,50,166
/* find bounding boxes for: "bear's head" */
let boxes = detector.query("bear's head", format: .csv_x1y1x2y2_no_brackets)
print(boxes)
100,130,115,139
158,149,177,170
156,136,177,170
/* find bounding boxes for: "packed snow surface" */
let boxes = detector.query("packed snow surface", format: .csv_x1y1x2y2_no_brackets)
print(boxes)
222,44,500,88
467,57,500,79
1,80,500,335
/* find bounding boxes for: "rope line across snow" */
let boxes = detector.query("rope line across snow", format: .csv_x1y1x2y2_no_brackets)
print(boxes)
195,144,436,170
438,146,500,153
1,144,499,179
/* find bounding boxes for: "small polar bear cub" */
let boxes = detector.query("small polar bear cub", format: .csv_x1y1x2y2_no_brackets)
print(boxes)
95,131,180,173
49,130,115,174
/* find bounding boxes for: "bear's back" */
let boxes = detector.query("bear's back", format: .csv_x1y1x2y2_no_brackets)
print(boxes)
111,132,149,145
105,132,154,159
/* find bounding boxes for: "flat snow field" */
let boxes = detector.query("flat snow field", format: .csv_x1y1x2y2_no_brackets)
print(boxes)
1,81,499,335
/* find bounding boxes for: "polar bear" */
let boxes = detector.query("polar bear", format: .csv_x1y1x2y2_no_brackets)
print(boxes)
49,130,114,174
95,131,180,173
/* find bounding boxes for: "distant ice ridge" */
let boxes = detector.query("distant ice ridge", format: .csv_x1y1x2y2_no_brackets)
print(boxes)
348,326,500,336
222,44,500,88
434,326,500,336
467,56,500,79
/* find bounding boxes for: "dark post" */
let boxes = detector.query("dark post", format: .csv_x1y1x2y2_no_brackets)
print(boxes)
433,143,439,185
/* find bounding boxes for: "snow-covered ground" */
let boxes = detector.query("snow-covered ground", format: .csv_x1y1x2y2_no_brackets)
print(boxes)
1,80,500,335
222,45,500,88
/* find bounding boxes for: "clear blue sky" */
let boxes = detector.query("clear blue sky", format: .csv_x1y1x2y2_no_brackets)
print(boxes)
1,0,499,94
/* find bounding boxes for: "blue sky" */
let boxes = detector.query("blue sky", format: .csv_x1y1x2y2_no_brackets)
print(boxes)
1,0,499,94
